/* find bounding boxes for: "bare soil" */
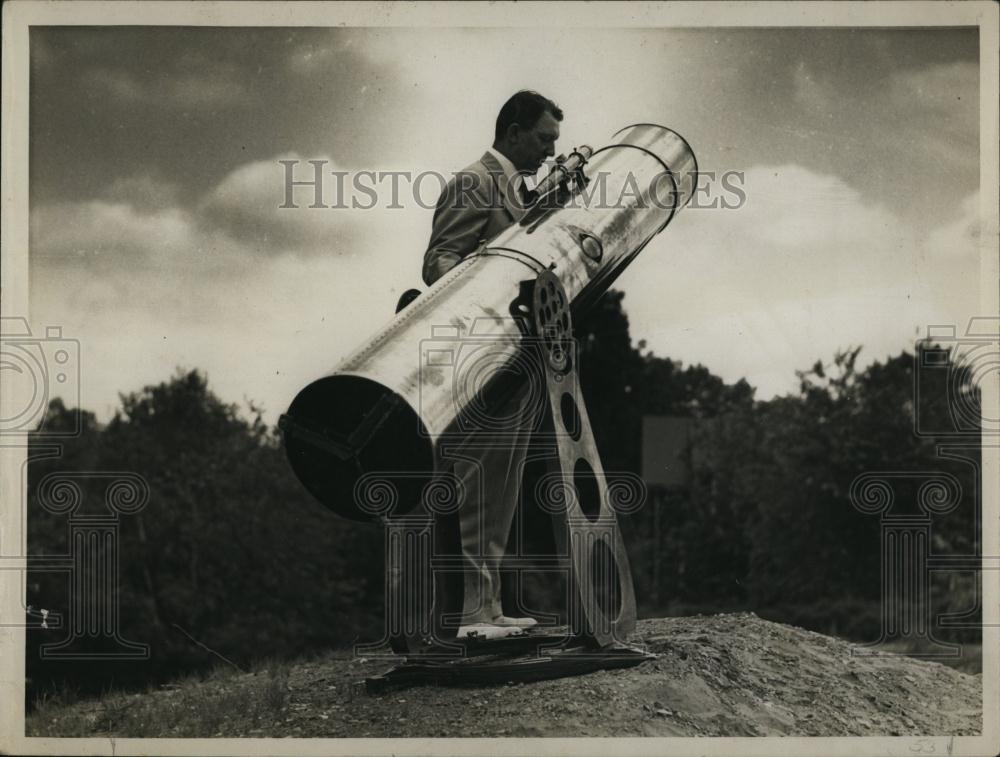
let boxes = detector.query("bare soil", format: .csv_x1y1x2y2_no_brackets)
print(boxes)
27,612,981,738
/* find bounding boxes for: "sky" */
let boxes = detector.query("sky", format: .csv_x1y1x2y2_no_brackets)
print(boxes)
27,25,982,425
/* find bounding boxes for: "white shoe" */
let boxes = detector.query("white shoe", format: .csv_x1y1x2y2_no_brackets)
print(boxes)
457,623,526,640
456,615,538,639
490,615,539,629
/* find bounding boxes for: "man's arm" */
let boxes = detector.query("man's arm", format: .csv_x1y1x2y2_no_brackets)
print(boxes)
422,169,494,286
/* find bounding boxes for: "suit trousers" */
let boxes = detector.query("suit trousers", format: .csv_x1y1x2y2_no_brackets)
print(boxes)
448,380,534,624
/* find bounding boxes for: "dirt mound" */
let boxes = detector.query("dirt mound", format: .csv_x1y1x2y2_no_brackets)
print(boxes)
27,613,981,738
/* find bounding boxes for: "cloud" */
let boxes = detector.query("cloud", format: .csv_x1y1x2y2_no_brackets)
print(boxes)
26,28,985,423
81,67,246,108
886,61,979,169
28,197,268,335
169,74,247,108
199,153,360,253
791,57,979,180
792,61,839,115
29,154,984,420
31,200,199,270
286,38,351,75
653,164,919,298
81,68,144,101
747,165,898,252
345,28,672,168
103,174,183,210
200,153,446,262
925,192,982,260
888,61,979,118
617,164,982,398
29,149,439,422
32,152,438,272
29,183,433,425
29,249,405,425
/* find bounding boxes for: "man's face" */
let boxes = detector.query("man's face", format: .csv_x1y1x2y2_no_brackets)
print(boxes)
511,110,560,173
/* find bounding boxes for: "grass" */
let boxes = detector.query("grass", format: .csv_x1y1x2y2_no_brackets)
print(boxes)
27,661,293,738
26,625,983,737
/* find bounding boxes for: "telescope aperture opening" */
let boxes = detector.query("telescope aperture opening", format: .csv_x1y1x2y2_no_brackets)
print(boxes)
283,375,433,521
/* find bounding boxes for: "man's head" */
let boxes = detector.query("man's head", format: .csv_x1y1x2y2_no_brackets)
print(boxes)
493,90,562,173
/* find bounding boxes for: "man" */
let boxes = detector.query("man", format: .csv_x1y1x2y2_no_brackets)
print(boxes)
423,91,562,638
423,90,561,286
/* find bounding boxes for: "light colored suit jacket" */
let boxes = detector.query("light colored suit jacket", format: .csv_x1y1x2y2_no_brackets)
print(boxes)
422,151,528,286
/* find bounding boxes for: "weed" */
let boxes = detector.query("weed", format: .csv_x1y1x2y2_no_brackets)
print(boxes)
97,694,132,734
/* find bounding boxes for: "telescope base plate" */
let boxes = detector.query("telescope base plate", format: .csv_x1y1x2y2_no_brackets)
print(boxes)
362,637,654,695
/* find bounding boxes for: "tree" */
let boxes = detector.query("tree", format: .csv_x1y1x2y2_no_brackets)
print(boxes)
27,369,386,701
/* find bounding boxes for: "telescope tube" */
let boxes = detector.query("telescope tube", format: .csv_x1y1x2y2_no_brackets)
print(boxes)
282,124,697,520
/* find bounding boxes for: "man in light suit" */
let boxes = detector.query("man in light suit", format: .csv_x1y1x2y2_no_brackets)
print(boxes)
423,91,562,638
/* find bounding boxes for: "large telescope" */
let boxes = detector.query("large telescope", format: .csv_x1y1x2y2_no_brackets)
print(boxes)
281,124,697,521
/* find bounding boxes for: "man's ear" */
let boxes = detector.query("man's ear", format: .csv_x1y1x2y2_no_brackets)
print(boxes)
505,123,521,143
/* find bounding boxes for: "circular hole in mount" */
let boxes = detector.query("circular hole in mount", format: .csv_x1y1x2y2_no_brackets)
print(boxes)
573,457,601,522
560,391,582,441
590,538,623,621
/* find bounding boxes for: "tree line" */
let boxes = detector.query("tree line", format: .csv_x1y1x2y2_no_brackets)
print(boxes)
24,291,980,703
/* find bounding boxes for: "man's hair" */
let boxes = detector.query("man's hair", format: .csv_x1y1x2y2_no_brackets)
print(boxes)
494,90,563,142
